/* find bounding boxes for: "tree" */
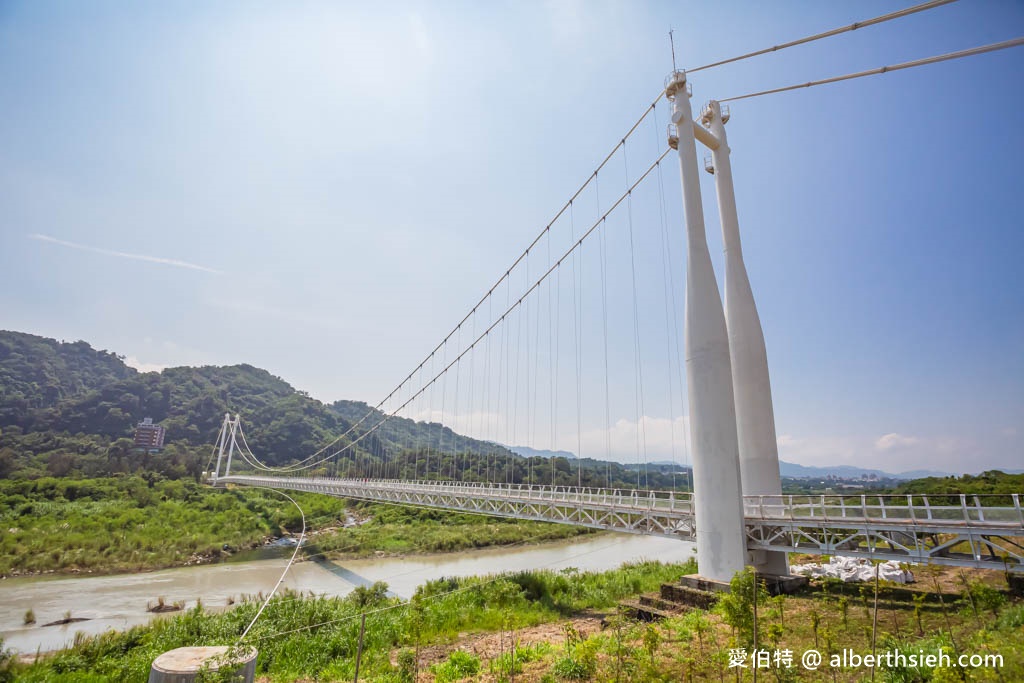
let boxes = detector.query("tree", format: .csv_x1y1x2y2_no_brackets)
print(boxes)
715,567,769,648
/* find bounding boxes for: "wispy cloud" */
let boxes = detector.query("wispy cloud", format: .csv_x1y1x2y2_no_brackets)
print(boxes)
123,355,168,373
874,433,920,451
28,233,223,275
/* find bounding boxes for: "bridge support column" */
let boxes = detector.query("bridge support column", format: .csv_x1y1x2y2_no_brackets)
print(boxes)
224,414,239,477
704,100,788,576
666,71,747,583
213,413,230,482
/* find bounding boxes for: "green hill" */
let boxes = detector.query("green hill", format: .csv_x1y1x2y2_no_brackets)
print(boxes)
0,330,511,473
0,330,691,490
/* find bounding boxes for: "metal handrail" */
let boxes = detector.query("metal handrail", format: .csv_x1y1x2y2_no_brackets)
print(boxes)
740,492,1024,527
223,475,1021,528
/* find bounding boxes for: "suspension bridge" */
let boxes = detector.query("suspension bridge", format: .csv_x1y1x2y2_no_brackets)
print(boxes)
206,3,1024,582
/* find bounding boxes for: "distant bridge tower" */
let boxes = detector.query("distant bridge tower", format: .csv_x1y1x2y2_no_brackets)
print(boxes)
213,413,240,482
702,100,788,576
666,70,748,583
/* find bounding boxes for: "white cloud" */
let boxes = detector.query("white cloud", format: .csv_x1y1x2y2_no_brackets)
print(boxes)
575,415,691,463
123,356,168,373
1001,427,1018,438
775,434,863,466
874,433,921,451
28,233,222,274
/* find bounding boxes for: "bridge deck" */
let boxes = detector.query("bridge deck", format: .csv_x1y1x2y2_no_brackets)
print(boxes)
217,475,1024,572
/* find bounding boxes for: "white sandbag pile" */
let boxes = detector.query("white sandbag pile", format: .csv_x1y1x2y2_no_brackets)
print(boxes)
790,556,914,583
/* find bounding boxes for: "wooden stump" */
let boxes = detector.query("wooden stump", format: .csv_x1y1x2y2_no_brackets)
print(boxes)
148,646,257,683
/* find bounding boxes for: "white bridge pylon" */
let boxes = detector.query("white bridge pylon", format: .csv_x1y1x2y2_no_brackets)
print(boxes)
208,70,1023,581
667,70,787,580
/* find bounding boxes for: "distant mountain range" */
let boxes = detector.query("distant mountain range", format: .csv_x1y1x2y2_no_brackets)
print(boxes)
778,462,935,480
778,462,1023,480
507,445,577,460
510,447,1021,481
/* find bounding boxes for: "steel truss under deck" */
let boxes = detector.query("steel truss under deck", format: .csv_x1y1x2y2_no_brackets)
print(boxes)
217,475,1023,572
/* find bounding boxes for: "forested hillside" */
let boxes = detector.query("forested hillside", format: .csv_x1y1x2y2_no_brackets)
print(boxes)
890,469,1024,496
0,331,506,473
0,330,690,489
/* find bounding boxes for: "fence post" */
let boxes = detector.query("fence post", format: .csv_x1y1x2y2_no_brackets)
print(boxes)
353,612,366,683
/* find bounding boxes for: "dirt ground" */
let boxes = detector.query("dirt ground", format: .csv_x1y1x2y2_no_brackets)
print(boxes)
391,611,607,669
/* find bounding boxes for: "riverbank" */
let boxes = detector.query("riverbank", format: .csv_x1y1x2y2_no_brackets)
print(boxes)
6,558,1022,682
0,531,696,656
5,558,694,681
0,476,591,578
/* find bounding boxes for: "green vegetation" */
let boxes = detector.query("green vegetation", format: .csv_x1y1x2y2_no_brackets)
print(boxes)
891,470,1024,497
0,427,206,481
0,476,342,575
714,566,770,647
431,650,481,682
8,560,1021,682
309,501,593,558
0,475,592,575
782,469,1024,497
9,560,692,681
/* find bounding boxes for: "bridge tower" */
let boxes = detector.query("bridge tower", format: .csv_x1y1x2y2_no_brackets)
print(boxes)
212,413,240,482
702,100,788,576
665,71,748,583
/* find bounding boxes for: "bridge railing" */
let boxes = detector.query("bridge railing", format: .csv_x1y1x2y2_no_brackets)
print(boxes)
342,477,696,512
230,475,697,513
222,475,1023,530
742,493,1024,527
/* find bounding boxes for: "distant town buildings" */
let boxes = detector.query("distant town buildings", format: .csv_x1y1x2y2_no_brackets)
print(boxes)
133,417,165,451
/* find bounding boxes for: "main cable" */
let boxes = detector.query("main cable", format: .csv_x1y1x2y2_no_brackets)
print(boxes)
301,98,665,464
688,0,960,74
720,37,1024,103
251,150,673,474
235,0,963,474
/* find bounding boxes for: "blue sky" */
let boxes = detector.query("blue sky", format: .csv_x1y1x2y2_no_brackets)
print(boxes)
1,1,1021,474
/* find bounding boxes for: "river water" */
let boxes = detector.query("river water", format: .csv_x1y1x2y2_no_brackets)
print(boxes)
0,534,695,653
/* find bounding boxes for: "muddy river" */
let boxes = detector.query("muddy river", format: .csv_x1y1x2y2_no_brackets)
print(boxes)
0,533,695,653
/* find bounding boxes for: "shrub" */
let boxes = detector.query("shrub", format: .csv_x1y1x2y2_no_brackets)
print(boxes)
996,603,1024,629
715,567,769,648
396,648,417,683
349,581,390,609
431,650,480,682
552,653,595,680
968,582,1006,619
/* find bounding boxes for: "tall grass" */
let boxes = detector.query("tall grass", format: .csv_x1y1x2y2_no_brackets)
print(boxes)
14,560,694,681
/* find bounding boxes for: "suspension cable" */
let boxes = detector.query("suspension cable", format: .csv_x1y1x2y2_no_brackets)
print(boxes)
244,150,672,475
237,0,962,475
305,98,664,463
688,0,960,74
238,487,306,641
720,37,1024,103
